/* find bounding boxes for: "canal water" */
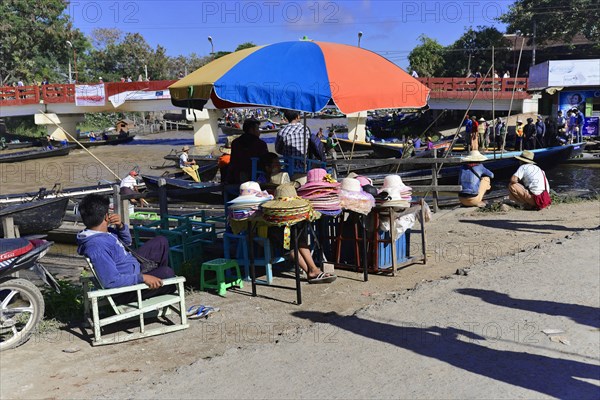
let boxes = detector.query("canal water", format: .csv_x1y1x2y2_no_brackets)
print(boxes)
1,128,598,197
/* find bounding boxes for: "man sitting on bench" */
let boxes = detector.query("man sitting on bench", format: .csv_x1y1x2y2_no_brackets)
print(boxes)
76,194,175,300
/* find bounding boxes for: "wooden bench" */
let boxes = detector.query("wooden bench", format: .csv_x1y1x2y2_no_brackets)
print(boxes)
81,257,189,346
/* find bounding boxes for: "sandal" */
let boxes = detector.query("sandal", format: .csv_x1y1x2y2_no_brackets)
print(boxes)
308,272,337,284
188,305,220,320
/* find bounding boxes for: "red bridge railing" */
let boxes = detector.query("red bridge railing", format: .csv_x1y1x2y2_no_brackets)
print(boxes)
0,78,530,107
0,80,177,107
417,77,530,99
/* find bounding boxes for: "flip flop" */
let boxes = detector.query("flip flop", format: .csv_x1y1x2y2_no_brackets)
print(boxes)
186,305,201,317
188,305,220,320
308,272,337,284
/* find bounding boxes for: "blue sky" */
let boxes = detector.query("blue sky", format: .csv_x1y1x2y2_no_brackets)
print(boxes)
68,0,510,68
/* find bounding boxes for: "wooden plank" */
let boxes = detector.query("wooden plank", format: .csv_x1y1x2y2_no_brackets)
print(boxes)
411,185,462,192
329,157,463,166
1,216,15,238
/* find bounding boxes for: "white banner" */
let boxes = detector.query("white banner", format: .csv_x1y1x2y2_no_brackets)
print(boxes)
75,84,106,106
109,90,171,108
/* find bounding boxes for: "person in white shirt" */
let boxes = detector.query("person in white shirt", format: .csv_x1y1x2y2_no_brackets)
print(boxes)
508,150,551,209
119,170,147,206
411,70,419,78
179,145,200,182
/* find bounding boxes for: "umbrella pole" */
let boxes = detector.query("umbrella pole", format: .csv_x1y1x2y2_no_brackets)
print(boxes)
303,112,308,172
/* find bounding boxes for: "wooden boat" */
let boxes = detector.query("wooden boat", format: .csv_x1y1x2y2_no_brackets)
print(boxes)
0,146,72,163
163,154,219,180
52,134,134,148
0,182,119,205
141,174,223,203
338,143,586,185
318,113,345,119
371,141,451,159
221,125,279,136
562,151,600,164
332,138,375,153
4,141,34,150
0,197,69,237
328,124,348,133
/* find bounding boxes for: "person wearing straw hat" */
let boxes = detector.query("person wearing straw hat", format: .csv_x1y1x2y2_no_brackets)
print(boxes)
508,150,551,209
458,150,494,207
179,145,200,182
226,118,267,184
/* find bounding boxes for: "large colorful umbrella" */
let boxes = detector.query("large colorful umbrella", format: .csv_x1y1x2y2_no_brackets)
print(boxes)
169,41,429,113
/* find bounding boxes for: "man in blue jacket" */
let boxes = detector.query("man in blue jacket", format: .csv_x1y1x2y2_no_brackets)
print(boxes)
458,150,494,207
77,194,174,299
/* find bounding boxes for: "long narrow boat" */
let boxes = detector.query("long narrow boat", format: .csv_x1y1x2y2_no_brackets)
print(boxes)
161,155,219,181
370,141,452,159
221,125,279,136
0,197,69,237
141,174,223,203
4,141,34,150
52,135,134,148
0,146,72,163
0,183,118,205
341,143,586,185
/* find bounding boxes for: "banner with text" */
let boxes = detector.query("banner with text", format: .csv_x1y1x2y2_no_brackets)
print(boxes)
75,84,106,106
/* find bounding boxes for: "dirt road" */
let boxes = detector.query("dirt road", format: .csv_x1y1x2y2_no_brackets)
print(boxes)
103,229,600,399
1,201,599,399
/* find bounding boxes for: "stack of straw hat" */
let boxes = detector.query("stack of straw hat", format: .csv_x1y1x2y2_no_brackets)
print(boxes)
297,168,341,216
227,181,273,220
261,184,317,249
260,184,314,226
339,178,376,215
377,175,412,208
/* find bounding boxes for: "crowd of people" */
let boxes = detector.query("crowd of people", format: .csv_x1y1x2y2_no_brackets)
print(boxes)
462,108,585,152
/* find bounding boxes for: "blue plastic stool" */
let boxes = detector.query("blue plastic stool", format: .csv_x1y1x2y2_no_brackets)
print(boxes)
223,232,284,285
200,258,243,297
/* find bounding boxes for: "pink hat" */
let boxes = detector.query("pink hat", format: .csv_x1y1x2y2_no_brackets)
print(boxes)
298,168,339,193
356,176,373,187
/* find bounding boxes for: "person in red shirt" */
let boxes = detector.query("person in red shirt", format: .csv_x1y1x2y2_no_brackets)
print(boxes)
226,118,268,184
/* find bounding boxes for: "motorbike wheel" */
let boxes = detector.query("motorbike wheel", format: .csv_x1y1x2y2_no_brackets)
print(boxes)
0,278,45,351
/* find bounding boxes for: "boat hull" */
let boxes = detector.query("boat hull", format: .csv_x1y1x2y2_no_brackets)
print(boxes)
53,135,134,148
0,146,72,163
141,175,223,203
337,143,586,186
0,197,69,236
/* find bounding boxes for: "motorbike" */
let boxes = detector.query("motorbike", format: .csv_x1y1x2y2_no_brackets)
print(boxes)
0,237,60,351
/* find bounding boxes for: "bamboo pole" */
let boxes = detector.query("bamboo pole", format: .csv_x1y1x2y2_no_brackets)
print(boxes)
501,38,525,154
38,110,122,181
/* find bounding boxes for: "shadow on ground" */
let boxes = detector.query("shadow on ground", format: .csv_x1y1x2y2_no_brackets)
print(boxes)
294,311,600,399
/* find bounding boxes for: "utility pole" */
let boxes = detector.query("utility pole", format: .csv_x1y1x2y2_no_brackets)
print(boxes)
532,21,537,66
357,31,363,48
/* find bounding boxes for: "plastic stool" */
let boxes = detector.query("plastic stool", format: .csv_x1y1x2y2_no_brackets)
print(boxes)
223,232,285,285
200,258,243,296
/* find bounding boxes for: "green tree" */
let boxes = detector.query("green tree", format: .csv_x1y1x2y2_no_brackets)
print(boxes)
499,0,600,45
408,35,445,77
235,42,257,51
0,0,87,85
443,27,511,77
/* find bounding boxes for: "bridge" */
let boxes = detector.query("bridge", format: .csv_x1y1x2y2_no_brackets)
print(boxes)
0,77,535,145
416,77,535,112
